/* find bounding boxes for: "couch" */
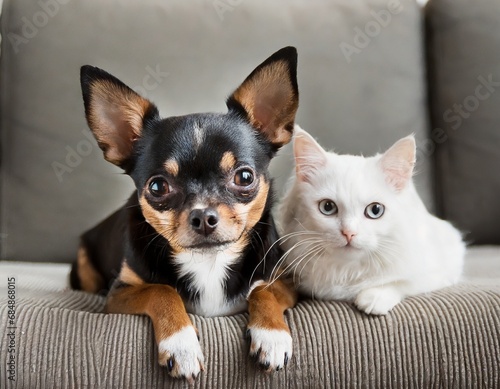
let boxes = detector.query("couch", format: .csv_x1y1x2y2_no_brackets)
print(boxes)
1,0,499,388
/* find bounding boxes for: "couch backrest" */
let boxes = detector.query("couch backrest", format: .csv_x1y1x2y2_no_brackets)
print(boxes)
0,0,428,262
426,0,500,244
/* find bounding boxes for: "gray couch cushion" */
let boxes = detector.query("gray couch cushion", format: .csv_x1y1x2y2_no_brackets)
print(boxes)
426,0,500,244
1,247,499,388
0,0,428,262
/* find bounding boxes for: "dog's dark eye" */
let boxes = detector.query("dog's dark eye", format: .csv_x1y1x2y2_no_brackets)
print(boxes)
234,169,254,187
148,177,170,197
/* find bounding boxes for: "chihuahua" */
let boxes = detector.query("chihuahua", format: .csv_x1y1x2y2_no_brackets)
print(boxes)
70,47,299,382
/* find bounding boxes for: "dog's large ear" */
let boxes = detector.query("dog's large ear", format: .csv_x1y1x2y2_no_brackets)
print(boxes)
227,46,299,149
80,66,159,167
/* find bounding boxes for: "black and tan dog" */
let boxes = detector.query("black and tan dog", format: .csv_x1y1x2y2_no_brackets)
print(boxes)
70,47,298,382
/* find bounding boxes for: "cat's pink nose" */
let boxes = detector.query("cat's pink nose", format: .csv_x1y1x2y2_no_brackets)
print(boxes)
342,230,356,243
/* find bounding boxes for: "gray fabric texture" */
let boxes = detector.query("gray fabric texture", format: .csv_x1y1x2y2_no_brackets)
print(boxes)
426,0,500,244
1,247,499,388
0,0,430,262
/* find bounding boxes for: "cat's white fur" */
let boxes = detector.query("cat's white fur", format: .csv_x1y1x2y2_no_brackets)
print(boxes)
277,126,465,315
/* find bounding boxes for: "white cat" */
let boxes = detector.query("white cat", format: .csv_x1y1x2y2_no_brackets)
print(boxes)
276,126,465,315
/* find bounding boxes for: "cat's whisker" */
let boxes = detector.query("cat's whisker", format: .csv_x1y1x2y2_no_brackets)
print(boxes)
297,246,324,281
380,242,404,256
287,244,324,282
266,239,324,286
309,248,326,300
291,218,317,234
366,250,384,274
249,231,324,285
276,241,323,281
268,238,324,284
373,240,404,266
292,245,325,286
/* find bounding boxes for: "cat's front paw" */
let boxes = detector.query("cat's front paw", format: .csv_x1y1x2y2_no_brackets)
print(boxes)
355,287,402,315
246,326,292,372
158,326,205,383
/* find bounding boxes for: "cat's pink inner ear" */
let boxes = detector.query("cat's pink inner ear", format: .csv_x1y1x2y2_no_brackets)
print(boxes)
379,136,416,192
293,127,327,182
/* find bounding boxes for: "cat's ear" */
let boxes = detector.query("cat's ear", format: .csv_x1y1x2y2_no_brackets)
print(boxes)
379,135,416,192
293,125,328,182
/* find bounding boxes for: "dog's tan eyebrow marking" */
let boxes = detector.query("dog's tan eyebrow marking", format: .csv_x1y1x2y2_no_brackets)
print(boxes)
193,122,204,151
220,151,236,172
164,159,179,176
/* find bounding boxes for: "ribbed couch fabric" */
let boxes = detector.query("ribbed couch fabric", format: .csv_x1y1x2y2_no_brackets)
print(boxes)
1,260,499,389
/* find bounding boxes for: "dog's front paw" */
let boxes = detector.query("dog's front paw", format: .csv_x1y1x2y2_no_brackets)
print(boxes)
355,287,402,315
158,326,205,383
246,327,292,372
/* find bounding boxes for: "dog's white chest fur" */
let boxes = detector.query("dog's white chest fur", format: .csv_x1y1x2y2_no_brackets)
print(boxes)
175,249,247,317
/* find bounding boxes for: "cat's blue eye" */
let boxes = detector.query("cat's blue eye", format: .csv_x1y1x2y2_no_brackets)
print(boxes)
365,203,385,219
319,199,338,216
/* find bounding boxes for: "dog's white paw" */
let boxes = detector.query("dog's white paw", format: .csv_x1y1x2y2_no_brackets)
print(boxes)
247,327,292,372
355,287,402,315
158,326,205,383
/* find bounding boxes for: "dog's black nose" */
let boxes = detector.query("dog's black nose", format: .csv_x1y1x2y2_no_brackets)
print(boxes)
189,208,219,236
